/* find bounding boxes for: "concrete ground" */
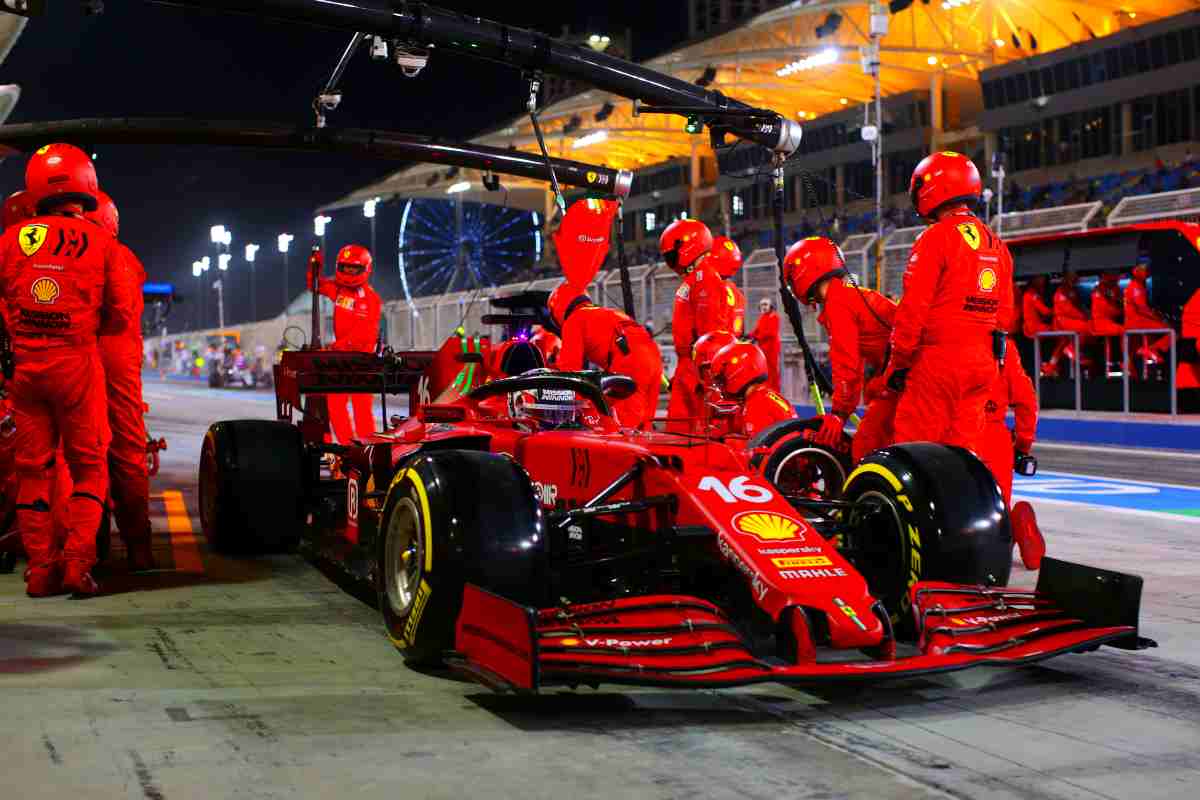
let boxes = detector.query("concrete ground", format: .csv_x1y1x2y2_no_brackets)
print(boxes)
1,377,1198,800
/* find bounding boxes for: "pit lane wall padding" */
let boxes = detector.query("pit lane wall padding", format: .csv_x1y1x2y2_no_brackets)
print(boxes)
796,405,1200,452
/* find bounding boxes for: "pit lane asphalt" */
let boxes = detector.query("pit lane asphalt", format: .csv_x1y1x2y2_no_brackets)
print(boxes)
1,375,1197,800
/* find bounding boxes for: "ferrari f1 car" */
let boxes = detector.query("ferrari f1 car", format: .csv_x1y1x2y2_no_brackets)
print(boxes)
200,324,1154,691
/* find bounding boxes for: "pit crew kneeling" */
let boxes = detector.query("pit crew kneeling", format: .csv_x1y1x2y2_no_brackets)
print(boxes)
547,284,662,431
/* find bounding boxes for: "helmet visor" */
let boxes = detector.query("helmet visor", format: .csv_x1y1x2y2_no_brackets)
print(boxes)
337,262,367,276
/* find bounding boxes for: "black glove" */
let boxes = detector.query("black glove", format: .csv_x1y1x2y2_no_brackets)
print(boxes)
886,367,909,393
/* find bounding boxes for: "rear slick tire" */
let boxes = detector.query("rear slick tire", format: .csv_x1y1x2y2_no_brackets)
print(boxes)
841,443,1011,632
198,420,305,555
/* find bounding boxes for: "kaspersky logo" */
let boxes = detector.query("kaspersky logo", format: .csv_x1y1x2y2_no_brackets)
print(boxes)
560,637,673,648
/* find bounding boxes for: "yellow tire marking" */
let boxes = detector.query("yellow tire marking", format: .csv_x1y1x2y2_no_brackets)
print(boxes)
845,462,904,493
162,490,204,574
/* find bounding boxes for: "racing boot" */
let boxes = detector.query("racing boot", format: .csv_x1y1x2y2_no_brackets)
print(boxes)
62,491,106,598
62,561,100,597
1010,501,1045,570
18,481,67,597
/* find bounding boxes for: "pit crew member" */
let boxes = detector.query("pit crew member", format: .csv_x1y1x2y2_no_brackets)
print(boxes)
884,151,1013,453
548,283,663,430
784,236,897,462
709,341,797,438
90,191,156,572
1125,258,1172,368
974,338,1045,569
708,236,746,336
307,245,382,444
2,144,138,596
659,219,720,433
749,297,782,392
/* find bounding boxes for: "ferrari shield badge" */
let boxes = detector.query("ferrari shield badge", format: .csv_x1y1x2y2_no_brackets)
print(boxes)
956,222,981,250
18,223,48,256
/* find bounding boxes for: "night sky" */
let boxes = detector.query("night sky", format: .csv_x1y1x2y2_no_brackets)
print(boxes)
0,2,686,331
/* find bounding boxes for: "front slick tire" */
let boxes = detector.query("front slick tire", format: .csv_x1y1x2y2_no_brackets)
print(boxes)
377,450,543,667
842,443,1011,633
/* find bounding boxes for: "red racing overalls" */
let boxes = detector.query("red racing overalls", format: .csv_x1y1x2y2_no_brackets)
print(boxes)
313,277,382,443
99,243,151,551
669,262,731,432
1,212,137,585
889,210,1013,452
750,309,782,392
814,279,897,463
559,304,663,430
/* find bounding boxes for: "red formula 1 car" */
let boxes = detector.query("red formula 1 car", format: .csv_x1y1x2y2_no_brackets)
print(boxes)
200,328,1154,691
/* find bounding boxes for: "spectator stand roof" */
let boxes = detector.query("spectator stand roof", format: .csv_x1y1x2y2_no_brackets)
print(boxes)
327,1,1190,212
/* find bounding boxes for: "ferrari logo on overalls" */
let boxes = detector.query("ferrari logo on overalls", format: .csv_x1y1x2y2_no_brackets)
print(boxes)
725,285,735,306
18,224,48,256
957,222,981,250
31,276,60,304
336,296,356,310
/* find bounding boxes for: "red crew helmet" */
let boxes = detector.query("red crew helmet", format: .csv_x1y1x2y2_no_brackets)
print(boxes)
2,190,35,231
708,236,743,279
711,341,769,398
335,244,373,288
692,330,738,380
25,143,99,213
658,218,713,276
547,282,591,328
783,236,846,304
909,151,981,220
87,190,119,237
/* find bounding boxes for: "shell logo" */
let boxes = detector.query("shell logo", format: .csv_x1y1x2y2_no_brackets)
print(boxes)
734,511,803,541
978,267,997,292
31,277,60,305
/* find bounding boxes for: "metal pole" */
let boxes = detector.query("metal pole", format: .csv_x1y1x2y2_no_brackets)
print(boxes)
370,215,377,264
1034,335,1041,408
1123,332,1130,413
251,258,257,322
995,164,1005,237
1171,330,1178,416
874,65,883,286
283,250,290,318
1072,331,1081,412
216,279,225,330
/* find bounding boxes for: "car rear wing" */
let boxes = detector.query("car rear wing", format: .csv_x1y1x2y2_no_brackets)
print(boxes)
449,558,1153,692
275,350,434,444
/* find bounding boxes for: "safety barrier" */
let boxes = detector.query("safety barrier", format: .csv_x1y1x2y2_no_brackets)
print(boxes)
1032,329,1179,415
991,202,1102,240
1123,329,1177,415
1034,331,1083,412
1108,186,1200,226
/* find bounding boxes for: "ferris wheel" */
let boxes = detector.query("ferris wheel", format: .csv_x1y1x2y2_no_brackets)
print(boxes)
397,198,542,303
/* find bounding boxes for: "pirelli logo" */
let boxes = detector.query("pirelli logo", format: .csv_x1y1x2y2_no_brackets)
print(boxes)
772,556,832,569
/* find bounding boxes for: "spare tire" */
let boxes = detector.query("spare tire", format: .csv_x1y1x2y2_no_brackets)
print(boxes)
198,420,306,554
841,443,1011,631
